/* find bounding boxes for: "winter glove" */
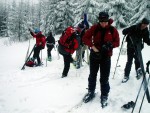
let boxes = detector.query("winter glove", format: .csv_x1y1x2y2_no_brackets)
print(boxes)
28,28,32,32
102,42,113,51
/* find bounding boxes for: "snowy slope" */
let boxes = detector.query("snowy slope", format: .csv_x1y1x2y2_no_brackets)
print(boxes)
0,31,150,113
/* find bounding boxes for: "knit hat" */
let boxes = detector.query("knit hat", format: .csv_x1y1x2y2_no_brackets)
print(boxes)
99,12,109,22
141,18,149,25
34,28,40,33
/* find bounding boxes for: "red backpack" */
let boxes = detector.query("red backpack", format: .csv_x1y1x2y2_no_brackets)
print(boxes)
58,26,79,55
25,59,36,67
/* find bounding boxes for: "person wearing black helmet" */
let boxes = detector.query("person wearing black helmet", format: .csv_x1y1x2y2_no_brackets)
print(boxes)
82,12,120,107
122,18,150,83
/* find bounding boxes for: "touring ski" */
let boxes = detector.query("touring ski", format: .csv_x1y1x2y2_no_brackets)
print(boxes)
21,44,36,70
129,36,150,103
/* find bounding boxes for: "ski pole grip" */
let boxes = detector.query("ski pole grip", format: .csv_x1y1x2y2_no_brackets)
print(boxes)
146,61,150,74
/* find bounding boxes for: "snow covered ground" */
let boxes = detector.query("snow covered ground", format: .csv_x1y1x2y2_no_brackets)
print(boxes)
0,31,150,113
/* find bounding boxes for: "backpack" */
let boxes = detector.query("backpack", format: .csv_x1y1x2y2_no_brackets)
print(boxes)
58,26,79,55
25,59,36,67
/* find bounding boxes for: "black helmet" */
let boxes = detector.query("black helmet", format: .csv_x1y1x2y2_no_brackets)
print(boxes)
98,12,109,22
141,18,149,25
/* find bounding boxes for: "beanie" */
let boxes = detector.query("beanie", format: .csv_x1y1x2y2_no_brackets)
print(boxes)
99,12,109,22
141,18,149,25
34,28,40,33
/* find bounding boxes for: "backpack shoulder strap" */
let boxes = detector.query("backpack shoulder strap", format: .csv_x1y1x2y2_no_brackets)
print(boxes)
109,26,114,35
93,25,114,37
93,24,100,37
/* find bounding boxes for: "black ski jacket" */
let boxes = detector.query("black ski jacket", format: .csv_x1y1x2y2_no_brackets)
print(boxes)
46,33,55,47
122,23,150,49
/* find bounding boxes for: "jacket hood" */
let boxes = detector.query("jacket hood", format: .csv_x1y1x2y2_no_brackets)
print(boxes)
108,18,113,25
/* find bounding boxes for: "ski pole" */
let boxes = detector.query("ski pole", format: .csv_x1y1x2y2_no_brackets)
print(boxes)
112,35,126,79
129,36,150,102
46,52,48,67
41,49,42,63
138,75,150,113
138,61,150,113
131,75,145,113
56,44,60,60
25,39,30,62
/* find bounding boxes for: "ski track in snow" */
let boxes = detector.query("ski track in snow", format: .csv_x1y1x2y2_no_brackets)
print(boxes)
0,32,150,113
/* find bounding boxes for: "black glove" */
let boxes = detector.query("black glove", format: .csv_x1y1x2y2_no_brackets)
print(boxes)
102,42,113,51
28,28,32,32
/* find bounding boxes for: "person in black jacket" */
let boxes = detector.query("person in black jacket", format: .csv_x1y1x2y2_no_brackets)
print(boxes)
122,18,150,83
46,32,55,61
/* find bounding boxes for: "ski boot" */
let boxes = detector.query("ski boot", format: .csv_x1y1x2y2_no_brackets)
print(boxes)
136,68,143,80
83,91,95,103
101,96,108,108
36,61,43,66
61,74,67,78
122,76,129,83
121,101,135,109
47,56,52,61
30,57,35,62
76,63,80,69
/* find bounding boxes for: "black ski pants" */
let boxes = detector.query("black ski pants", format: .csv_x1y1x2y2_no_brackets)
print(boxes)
33,46,42,64
124,47,140,77
47,45,54,57
88,52,111,97
62,54,74,76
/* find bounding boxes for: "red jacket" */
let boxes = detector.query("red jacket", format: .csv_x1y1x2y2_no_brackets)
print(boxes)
30,31,46,48
59,36,79,54
82,19,120,56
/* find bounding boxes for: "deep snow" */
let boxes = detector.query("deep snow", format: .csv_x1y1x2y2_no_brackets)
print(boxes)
0,31,150,113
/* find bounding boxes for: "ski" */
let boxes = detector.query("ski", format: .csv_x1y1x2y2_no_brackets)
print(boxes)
66,100,83,113
66,93,97,113
21,44,36,70
129,37,150,103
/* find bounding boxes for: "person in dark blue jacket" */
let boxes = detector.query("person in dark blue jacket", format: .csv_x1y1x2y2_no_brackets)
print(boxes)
75,13,89,69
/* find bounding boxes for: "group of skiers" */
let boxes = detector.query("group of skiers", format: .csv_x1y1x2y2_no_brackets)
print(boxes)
26,11,150,108
27,28,55,66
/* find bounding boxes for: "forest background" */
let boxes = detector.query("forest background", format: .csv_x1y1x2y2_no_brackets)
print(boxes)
0,0,150,42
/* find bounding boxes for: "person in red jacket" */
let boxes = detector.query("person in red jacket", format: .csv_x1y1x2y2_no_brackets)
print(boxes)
58,26,79,78
29,28,46,66
82,12,120,108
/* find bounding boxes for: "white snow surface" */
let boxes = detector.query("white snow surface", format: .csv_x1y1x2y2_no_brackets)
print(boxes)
0,31,150,113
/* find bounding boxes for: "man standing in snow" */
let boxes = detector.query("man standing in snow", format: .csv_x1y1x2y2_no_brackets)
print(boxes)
82,12,120,107
122,18,150,83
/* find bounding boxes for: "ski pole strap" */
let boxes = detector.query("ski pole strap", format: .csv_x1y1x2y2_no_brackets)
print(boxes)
146,61,150,74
